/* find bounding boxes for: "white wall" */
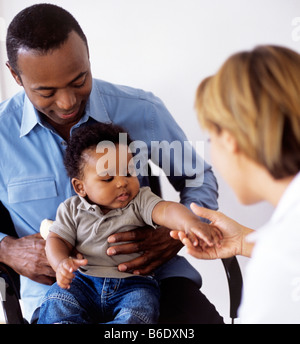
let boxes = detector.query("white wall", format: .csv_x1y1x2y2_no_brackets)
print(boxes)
1,0,300,323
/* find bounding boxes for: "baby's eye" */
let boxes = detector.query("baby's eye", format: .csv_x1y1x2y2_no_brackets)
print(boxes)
102,177,114,182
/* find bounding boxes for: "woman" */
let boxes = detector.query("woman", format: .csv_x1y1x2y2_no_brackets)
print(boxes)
171,45,300,323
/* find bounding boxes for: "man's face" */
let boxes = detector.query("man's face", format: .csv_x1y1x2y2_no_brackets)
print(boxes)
8,31,92,131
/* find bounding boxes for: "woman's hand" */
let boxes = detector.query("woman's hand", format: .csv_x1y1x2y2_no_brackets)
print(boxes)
170,203,254,259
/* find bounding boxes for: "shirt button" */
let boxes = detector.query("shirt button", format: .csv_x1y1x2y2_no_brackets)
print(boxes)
89,207,95,212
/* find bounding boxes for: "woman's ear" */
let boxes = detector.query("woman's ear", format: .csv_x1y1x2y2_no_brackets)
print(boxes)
6,62,23,86
72,178,86,197
221,129,239,154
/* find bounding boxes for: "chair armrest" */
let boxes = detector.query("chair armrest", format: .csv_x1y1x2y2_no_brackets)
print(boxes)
222,257,243,323
0,263,25,324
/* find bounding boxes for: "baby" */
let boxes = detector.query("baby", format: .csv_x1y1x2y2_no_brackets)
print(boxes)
38,122,221,324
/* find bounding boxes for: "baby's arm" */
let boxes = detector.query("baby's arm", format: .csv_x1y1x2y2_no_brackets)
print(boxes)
152,201,222,247
46,232,88,289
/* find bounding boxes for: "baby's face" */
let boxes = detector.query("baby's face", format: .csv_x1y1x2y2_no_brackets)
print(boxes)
78,144,140,213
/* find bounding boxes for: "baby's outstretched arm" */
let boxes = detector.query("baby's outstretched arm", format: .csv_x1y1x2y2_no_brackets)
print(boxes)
152,201,222,248
46,232,88,289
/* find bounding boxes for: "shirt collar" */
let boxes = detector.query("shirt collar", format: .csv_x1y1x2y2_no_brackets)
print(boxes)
246,172,300,244
78,195,100,212
20,94,40,137
85,79,111,124
77,195,122,218
20,79,112,137
270,171,300,224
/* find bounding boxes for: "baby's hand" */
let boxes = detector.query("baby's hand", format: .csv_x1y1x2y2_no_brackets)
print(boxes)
186,221,223,248
56,254,88,289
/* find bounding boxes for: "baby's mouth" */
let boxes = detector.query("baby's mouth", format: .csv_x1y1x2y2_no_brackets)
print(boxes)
116,192,130,202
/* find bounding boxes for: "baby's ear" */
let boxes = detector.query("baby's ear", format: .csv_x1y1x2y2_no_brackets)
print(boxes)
72,178,86,197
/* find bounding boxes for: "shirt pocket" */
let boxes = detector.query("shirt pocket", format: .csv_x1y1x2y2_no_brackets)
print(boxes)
8,177,58,204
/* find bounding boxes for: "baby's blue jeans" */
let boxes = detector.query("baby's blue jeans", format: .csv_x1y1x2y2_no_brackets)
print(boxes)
38,272,160,324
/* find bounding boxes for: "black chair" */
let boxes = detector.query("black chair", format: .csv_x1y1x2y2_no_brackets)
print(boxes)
0,201,25,324
0,173,243,324
0,263,25,324
222,256,243,323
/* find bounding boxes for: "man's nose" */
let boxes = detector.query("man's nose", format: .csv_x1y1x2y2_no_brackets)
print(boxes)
56,89,76,111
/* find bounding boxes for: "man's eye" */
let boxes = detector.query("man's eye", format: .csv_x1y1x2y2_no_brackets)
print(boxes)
73,78,86,89
39,93,55,99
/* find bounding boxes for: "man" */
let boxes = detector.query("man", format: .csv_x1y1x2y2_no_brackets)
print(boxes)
0,4,221,323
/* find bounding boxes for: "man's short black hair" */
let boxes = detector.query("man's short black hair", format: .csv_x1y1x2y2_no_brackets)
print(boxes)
6,3,88,74
64,122,133,180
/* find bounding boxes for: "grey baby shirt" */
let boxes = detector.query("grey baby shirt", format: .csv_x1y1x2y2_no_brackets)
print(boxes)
49,187,162,278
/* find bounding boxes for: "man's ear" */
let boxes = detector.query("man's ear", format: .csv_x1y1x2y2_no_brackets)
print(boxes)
6,61,23,86
72,178,86,197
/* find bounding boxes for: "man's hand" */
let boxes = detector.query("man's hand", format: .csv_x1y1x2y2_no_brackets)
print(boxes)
107,225,182,275
0,234,56,285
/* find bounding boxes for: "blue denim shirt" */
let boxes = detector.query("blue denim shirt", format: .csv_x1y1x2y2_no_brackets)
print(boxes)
0,78,218,322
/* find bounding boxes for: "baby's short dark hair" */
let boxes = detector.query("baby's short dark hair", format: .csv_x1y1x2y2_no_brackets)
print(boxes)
64,122,132,179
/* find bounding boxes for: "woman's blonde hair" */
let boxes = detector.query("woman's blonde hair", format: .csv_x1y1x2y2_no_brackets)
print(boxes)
195,45,300,179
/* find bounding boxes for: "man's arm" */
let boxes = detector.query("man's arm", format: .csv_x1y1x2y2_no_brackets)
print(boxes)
0,202,55,285
0,234,56,285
